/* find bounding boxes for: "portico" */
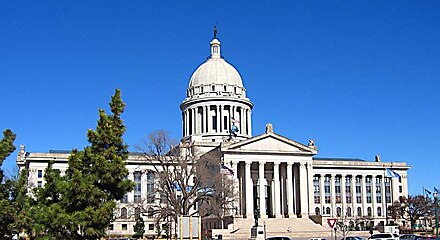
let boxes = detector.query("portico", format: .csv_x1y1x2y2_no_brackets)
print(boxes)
221,124,318,219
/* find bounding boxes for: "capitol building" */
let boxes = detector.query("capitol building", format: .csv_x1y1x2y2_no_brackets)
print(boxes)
17,32,410,238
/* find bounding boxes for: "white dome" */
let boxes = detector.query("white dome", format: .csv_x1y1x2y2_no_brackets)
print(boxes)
185,37,247,99
189,58,244,88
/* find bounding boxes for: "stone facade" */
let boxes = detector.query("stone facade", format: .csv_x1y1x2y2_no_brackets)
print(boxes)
16,33,410,237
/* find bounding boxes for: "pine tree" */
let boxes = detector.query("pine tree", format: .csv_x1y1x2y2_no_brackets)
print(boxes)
132,217,145,239
0,129,17,238
32,89,134,239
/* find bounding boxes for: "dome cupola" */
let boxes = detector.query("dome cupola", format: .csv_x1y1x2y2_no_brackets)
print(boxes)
181,28,253,143
186,31,246,100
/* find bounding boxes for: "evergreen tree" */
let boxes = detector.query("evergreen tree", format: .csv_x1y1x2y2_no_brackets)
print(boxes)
0,129,17,238
132,217,145,239
32,89,134,239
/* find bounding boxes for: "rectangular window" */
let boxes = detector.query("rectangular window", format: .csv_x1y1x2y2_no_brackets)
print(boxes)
324,175,331,203
385,178,392,203
376,184,382,203
147,171,155,203
399,185,403,193
122,224,127,231
313,175,320,204
149,224,154,231
109,224,114,230
345,176,352,203
366,176,372,203
366,186,372,203
37,181,42,188
355,176,362,203
335,176,341,203
38,170,43,178
134,171,142,203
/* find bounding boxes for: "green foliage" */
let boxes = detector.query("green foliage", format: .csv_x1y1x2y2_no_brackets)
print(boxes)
0,129,17,238
28,89,134,239
0,129,16,182
133,217,145,239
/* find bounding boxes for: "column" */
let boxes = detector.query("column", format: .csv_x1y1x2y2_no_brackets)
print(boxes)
247,109,252,136
372,176,376,217
286,163,294,217
193,107,198,135
191,108,195,135
273,162,282,218
362,174,367,217
330,174,335,217
341,174,346,216
207,106,211,133
351,175,356,216
259,162,267,218
231,161,240,216
127,171,134,202
306,163,313,216
216,105,220,133
245,162,254,218
202,106,205,133
183,111,187,136
240,107,244,135
244,109,248,135
219,105,223,133
381,174,386,222
320,174,325,215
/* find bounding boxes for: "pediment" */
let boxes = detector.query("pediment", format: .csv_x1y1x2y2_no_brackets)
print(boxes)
222,132,317,155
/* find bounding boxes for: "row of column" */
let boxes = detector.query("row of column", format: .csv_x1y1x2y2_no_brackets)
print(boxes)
232,161,310,219
182,105,252,137
316,174,393,218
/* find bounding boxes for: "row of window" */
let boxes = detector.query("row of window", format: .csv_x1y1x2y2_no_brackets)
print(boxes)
120,207,155,219
121,171,156,204
315,206,383,217
109,223,165,232
187,85,240,96
314,175,393,204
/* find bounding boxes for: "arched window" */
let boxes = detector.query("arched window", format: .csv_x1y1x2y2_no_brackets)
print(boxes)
336,207,342,217
357,207,362,217
347,207,352,217
121,207,127,219
377,207,382,217
315,207,320,215
135,207,141,218
367,207,372,217
326,207,331,215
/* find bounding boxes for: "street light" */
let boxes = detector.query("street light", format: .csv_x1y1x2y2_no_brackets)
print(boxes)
434,191,438,240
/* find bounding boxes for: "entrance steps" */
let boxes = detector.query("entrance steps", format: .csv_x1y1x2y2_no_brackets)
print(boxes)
213,217,333,240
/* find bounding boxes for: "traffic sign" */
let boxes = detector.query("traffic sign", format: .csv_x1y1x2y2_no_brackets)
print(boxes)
327,218,337,228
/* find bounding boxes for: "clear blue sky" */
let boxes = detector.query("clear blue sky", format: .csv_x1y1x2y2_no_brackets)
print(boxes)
1,1,439,195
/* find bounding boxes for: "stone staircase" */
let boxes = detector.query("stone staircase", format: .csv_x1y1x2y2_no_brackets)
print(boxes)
212,217,333,239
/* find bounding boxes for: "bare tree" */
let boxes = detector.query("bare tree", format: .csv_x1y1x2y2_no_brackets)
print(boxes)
389,195,433,232
135,130,237,229
335,211,364,239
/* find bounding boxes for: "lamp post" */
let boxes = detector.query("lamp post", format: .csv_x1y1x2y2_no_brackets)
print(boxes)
434,191,438,240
